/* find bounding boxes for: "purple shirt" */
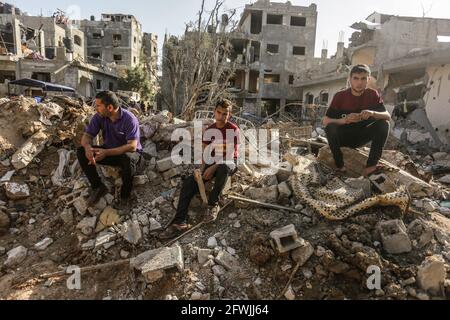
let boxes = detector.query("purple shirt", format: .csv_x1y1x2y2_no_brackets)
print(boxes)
85,108,142,152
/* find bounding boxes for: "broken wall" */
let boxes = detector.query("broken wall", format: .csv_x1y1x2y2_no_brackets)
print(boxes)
424,63,450,132
373,18,450,66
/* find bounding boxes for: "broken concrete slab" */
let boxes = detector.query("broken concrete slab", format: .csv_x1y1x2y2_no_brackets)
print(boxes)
143,141,158,158
245,185,278,203
270,224,304,254
417,255,446,295
130,245,184,282
120,220,142,245
5,182,30,200
318,147,434,197
156,157,174,172
4,245,27,267
34,238,54,251
11,131,49,170
377,220,412,254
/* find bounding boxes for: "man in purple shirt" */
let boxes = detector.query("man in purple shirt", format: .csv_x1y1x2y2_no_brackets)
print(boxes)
77,91,143,213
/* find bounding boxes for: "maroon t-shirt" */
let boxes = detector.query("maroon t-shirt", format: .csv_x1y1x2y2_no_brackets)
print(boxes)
326,88,386,119
202,122,240,160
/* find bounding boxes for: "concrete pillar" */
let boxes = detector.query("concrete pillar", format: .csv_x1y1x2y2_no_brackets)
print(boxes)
262,12,267,27
245,70,250,91
13,19,22,56
280,98,286,115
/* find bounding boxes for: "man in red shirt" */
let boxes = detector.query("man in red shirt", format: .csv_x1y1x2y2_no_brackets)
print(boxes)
159,100,240,239
323,64,391,177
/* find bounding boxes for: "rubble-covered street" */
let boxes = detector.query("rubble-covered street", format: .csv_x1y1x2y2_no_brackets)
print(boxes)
0,95,449,301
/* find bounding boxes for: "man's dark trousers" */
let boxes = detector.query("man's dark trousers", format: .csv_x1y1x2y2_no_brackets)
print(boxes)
325,119,390,169
77,146,141,199
172,164,236,225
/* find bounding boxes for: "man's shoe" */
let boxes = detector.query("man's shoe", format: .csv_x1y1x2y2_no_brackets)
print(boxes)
87,184,108,207
204,205,220,223
115,197,132,215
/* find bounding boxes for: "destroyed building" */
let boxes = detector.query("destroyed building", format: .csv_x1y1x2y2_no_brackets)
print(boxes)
81,14,150,77
0,6,119,97
142,33,159,83
229,0,318,117
295,12,450,149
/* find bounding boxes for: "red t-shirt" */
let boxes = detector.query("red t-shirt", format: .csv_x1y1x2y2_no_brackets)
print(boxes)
326,88,386,119
202,122,240,160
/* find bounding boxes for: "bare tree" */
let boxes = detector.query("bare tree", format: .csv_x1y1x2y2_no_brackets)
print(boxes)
162,0,238,120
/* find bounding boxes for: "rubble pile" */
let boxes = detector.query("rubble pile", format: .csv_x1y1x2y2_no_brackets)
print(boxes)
0,102,449,300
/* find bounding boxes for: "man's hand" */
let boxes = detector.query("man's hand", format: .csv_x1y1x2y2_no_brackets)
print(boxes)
203,165,217,181
361,110,375,120
92,148,109,163
85,146,96,166
345,113,363,124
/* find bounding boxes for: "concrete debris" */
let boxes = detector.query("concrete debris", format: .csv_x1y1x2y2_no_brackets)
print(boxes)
417,255,446,295
198,249,212,265
207,237,218,248
4,246,27,267
438,175,450,185
291,240,314,266
77,217,97,236
377,220,412,254
11,131,49,170
0,170,15,183
156,157,175,173
120,220,142,245
284,286,296,300
270,225,304,254
245,185,278,203
4,182,30,200
130,245,184,283
34,238,54,251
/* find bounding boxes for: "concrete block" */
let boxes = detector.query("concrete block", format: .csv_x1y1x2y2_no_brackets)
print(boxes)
377,220,412,254
270,224,303,254
417,255,446,295
156,157,174,172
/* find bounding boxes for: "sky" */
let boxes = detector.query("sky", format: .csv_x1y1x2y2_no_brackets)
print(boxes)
8,0,450,59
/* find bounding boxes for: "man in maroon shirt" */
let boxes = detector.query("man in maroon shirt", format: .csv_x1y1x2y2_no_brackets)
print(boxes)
159,100,240,239
323,64,391,177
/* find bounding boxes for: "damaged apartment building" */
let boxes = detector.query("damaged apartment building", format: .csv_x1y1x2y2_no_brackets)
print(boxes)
80,14,159,82
295,12,450,149
229,0,317,116
0,2,118,97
